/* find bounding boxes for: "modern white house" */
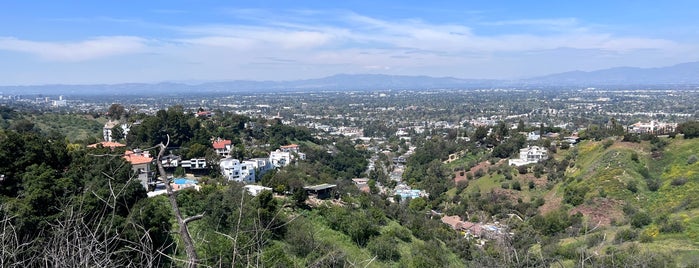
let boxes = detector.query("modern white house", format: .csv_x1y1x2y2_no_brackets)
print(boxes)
270,150,292,168
220,158,256,183
103,121,130,142
509,146,548,166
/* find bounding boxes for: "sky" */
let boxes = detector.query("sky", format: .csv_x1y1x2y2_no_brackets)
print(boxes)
1,0,698,85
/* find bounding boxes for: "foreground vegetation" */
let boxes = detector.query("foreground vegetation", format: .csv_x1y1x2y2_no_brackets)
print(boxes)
2,105,699,267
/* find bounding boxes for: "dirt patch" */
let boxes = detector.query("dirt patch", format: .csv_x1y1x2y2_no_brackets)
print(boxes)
454,159,506,184
539,190,562,215
569,198,625,227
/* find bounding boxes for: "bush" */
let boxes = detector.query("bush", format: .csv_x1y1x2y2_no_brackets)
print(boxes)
512,181,522,191
614,228,638,244
626,181,638,193
630,212,652,228
586,232,605,248
646,178,660,191
367,235,401,262
602,139,614,149
671,178,688,186
659,220,685,233
564,185,589,206
518,165,528,174
688,154,698,165
528,180,536,190
501,182,510,189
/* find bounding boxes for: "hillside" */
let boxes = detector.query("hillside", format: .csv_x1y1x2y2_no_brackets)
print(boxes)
450,137,699,266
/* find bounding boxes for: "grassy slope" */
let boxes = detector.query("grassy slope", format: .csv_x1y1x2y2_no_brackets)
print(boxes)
31,114,104,142
561,138,699,266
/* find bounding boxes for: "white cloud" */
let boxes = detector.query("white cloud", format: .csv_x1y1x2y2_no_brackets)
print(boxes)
0,36,146,61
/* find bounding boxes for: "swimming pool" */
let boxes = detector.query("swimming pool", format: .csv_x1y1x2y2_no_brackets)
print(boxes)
173,178,198,185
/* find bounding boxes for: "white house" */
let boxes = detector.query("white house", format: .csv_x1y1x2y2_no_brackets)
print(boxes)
244,185,272,196
244,158,273,177
509,146,548,166
103,121,131,142
181,158,207,169
270,150,292,168
526,131,541,141
220,158,256,183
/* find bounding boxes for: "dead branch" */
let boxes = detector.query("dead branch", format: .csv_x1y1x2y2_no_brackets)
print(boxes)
157,135,202,268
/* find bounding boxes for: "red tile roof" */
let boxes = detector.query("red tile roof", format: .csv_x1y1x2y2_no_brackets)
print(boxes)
280,144,299,149
88,141,126,148
212,139,232,149
124,150,153,165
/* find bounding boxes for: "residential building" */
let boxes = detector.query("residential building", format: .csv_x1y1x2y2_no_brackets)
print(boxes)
103,120,130,142
244,185,272,196
212,138,233,157
87,141,126,149
509,146,548,166
270,150,292,168
123,149,153,189
181,158,207,169
219,158,255,183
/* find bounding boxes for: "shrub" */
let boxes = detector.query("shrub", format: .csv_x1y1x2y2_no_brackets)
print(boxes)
614,228,638,244
528,180,536,190
512,181,521,191
646,178,660,191
518,165,528,174
688,154,698,165
630,212,652,228
367,235,401,262
586,232,605,248
671,178,688,186
659,220,685,233
564,185,589,206
602,139,614,149
501,182,510,189
626,181,638,193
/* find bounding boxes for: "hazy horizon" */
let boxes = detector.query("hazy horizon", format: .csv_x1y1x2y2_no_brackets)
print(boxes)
2,1,698,85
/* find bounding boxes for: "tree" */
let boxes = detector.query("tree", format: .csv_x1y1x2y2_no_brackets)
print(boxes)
678,121,699,139
111,125,124,141
107,104,126,120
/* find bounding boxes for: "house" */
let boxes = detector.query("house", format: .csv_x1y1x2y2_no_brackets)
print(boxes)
509,146,548,166
280,144,306,160
87,141,126,149
244,185,272,196
195,111,213,118
627,121,677,134
304,184,337,199
219,158,255,183
181,158,207,169
123,149,154,189
160,154,182,168
244,158,273,177
352,178,370,193
270,150,292,168
526,131,541,141
212,138,233,157
103,121,130,142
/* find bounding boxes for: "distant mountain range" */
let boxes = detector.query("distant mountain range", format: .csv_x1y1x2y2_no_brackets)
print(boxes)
2,62,699,95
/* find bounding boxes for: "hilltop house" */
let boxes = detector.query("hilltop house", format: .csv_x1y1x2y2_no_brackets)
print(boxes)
212,138,233,157
123,149,153,189
87,141,126,149
103,120,130,142
509,146,548,166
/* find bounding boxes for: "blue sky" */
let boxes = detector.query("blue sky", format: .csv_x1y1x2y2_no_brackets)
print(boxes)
1,0,698,85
